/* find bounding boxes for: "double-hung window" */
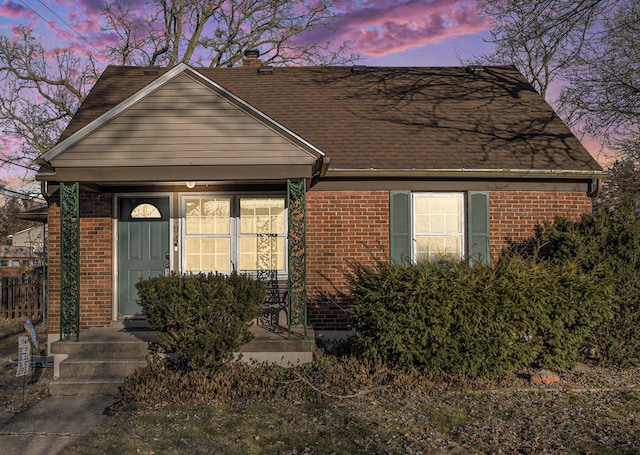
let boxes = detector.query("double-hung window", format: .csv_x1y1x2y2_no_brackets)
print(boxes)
183,195,286,274
414,193,464,261
390,191,489,265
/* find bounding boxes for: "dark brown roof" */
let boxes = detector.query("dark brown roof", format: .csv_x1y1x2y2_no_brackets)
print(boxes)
59,64,602,174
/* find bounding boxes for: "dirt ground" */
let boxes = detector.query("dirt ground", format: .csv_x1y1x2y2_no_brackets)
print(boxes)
0,319,52,416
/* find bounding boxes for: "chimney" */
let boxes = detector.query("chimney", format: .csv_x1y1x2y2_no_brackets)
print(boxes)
243,49,262,68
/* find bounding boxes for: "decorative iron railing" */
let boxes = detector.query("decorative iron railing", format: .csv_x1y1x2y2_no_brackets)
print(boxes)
287,179,307,338
60,182,80,340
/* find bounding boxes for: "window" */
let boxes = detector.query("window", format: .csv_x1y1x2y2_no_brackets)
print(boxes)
184,198,231,273
183,195,286,274
414,193,463,261
390,191,489,265
239,198,286,271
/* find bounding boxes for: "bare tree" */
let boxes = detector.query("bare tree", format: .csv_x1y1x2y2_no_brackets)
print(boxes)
558,1,640,144
0,0,356,170
0,27,99,166
102,0,356,67
477,0,613,100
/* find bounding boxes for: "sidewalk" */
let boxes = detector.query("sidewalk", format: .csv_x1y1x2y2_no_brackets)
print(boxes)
0,395,116,455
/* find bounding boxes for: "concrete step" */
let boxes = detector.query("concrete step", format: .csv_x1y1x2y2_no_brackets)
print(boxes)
58,358,148,379
49,377,123,396
51,339,151,359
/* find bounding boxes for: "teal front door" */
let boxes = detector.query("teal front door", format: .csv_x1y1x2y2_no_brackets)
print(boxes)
118,197,170,316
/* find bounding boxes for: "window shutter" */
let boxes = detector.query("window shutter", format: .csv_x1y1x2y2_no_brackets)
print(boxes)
390,191,411,263
468,192,490,266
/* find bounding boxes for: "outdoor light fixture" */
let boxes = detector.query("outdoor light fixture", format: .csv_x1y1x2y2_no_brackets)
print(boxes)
185,181,196,189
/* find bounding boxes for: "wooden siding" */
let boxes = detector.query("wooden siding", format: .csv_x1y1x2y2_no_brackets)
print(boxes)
51,74,317,169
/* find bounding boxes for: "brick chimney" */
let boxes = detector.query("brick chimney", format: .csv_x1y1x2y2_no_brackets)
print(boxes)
243,49,262,67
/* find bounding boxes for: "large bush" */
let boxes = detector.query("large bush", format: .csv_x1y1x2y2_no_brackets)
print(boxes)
531,198,640,366
136,272,266,374
347,256,611,379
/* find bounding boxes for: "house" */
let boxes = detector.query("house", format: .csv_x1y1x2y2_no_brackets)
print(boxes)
0,245,40,277
36,52,603,345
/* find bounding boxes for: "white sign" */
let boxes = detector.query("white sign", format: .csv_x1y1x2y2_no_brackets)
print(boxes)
16,336,31,377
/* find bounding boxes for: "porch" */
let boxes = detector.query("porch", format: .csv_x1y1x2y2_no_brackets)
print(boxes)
49,320,315,396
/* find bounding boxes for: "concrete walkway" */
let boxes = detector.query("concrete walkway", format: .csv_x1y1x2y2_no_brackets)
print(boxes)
0,395,116,455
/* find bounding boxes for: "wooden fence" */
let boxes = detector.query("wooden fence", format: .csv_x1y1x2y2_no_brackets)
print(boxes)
1,273,44,320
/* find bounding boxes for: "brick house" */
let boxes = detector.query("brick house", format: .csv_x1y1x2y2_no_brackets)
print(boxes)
36,57,603,342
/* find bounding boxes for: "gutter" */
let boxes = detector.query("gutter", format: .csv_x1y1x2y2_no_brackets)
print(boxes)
324,168,606,180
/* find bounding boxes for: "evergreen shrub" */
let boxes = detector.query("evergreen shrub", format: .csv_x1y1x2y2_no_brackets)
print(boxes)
532,198,640,366
136,272,265,374
347,256,611,379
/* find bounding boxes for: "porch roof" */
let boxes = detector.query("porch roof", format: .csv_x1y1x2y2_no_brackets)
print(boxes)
37,63,603,186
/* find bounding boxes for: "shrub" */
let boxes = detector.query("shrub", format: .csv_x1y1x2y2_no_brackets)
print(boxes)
347,256,611,379
531,198,640,366
136,272,265,374
120,350,434,405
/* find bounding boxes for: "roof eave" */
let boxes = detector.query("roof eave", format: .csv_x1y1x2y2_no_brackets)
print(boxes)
324,168,606,180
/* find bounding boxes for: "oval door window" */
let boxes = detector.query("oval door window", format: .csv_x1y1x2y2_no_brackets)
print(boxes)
130,203,162,219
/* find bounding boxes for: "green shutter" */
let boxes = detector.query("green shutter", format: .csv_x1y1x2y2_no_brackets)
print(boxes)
468,191,490,266
390,191,411,263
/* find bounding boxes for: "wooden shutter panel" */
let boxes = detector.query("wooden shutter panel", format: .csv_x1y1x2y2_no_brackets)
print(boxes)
390,191,411,263
468,191,490,266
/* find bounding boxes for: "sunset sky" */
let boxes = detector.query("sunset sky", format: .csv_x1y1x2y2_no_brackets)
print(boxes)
0,0,494,66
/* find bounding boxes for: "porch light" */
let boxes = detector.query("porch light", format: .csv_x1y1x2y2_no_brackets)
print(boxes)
186,181,196,189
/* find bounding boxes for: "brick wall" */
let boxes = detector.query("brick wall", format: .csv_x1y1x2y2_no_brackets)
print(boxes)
47,191,113,334
306,190,389,330
44,188,592,334
489,191,592,259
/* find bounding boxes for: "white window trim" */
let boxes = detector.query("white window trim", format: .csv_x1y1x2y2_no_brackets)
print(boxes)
412,192,465,262
179,193,288,276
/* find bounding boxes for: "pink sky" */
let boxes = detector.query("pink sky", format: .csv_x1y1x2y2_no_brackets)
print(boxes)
0,0,494,66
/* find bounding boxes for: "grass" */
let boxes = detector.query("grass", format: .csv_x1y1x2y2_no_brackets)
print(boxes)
63,377,640,454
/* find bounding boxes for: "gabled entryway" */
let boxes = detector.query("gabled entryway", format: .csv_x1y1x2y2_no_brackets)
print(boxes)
37,64,324,340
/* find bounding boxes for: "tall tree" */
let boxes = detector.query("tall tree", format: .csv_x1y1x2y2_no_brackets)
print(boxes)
478,0,612,100
0,27,99,167
0,0,355,168
103,0,354,67
558,1,640,144
0,192,37,245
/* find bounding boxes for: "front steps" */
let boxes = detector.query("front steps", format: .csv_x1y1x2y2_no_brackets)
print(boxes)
49,321,315,396
49,324,153,396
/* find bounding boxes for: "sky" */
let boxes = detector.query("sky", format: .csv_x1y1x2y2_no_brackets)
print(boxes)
0,0,601,195
0,0,494,66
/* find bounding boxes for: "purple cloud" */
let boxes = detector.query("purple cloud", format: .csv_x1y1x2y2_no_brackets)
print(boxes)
317,0,489,57
0,0,36,19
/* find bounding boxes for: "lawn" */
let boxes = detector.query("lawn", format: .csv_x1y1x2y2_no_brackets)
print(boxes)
63,369,640,454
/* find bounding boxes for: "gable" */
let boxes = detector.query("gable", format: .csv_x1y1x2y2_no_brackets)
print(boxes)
41,67,323,183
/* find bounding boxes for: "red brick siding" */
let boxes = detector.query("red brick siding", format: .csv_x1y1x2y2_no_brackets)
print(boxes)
45,189,593,333
47,192,113,334
306,191,389,330
489,191,592,260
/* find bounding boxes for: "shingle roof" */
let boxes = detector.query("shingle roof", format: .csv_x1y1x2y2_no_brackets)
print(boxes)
58,64,602,174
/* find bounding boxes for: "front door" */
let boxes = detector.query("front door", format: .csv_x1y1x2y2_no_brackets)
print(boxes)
118,197,170,316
